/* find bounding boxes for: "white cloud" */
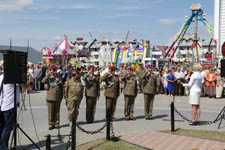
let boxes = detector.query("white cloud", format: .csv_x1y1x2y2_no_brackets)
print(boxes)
18,0,32,6
116,6,140,10
30,4,92,11
116,13,137,17
58,5,92,10
0,0,33,12
0,1,91,12
52,35,61,41
160,19,177,25
105,13,137,19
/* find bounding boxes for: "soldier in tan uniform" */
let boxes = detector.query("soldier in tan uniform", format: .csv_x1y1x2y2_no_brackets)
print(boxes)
121,67,138,120
64,69,84,127
142,65,157,120
42,65,63,130
137,63,145,93
100,66,120,119
82,65,100,123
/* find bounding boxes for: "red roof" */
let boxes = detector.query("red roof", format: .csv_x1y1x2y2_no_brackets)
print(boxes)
156,46,168,50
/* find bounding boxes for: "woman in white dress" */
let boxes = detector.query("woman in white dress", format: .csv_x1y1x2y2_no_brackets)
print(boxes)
182,64,203,125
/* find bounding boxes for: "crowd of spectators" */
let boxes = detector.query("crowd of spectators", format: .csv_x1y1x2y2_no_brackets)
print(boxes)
25,63,225,99
159,64,224,99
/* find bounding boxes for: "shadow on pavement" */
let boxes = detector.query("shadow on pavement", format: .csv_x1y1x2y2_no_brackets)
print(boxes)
17,133,71,150
60,123,69,128
135,114,168,120
57,114,170,127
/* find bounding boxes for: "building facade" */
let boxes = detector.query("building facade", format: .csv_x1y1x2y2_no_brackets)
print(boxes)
214,0,225,59
98,41,113,66
83,41,113,66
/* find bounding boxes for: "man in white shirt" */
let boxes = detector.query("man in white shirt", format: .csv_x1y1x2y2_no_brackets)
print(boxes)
0,74,20,150
175,67,184,96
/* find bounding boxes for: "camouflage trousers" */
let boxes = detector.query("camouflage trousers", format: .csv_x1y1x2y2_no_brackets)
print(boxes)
106,97,117,119
144,94,155,119
86,96,97,123
67,99,82,122
124,95,135,119
46,99,62,128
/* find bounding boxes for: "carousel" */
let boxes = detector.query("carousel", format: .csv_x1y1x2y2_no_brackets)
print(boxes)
41,36,89,66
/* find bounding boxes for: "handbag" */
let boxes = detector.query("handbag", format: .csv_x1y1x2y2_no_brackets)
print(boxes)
163,85,168,89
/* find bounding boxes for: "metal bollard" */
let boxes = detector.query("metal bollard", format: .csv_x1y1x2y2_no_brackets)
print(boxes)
46,134,51,150
71,117,76,150
171,102,175,132
106,108,111,140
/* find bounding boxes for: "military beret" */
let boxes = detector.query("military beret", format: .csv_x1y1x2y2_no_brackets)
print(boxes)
88,65,94,71
109,66,116,71
146,64,151,69
50,65,57,71
127,66,133,71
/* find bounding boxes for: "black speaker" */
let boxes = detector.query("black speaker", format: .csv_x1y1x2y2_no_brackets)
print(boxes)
3,52,27,84
221,59,225,77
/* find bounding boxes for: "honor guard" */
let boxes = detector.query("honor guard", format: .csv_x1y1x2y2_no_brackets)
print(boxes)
42,65,63,130
100,66,120,119
82,65,100,123
64,69,84,127
121,67,138,120
142,65,157,120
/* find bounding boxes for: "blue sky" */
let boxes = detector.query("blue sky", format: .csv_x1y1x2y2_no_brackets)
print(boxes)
0,0,214,51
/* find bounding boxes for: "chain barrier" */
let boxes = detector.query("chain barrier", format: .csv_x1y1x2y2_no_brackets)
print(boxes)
173,107,191,123
110,121,115,138
174,106,221,125
76,123,107,135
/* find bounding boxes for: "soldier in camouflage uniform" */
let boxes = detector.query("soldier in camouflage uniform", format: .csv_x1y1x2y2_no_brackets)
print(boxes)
142,65,157,120
64,69,84,127
100,66,120,119
137,63,145,93
82,65,100,123
121,67,138,120
42,65,63,130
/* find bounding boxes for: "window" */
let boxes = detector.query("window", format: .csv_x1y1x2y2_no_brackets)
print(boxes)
179,46,184,50
94,55,99,59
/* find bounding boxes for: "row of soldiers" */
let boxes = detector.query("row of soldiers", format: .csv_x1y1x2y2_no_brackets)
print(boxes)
42,64,157,130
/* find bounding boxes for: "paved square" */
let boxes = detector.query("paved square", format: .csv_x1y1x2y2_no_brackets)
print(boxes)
121,131,225,150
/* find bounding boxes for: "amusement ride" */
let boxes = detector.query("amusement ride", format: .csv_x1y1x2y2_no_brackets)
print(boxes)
164,4,216,65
